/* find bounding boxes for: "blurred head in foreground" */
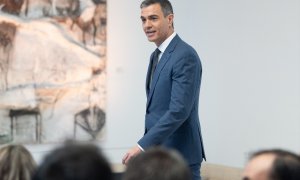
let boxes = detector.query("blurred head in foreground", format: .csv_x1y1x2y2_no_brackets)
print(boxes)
33,141,113,180
123,147,191,180
0,144,36,180
242,149,300,180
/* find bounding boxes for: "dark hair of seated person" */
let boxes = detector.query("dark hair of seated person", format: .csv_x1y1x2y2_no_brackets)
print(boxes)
32,141,113,180
123,147,192,180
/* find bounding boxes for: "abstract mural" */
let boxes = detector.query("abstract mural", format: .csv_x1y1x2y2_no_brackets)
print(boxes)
0,0,107,144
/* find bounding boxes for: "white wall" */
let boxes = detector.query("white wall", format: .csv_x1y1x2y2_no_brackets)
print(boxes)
195,0,300,167
29,0,300,168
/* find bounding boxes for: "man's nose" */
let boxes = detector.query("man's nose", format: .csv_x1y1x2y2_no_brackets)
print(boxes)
144,20,152,28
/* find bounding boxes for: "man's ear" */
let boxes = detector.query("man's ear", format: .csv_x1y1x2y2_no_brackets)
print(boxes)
167,14,174,27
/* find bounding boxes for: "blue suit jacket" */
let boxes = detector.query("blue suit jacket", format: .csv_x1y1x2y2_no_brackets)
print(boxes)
138,35,206,164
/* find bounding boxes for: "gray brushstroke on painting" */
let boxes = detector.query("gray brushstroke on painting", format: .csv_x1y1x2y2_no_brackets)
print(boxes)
0,22,16,91
0,0,107,144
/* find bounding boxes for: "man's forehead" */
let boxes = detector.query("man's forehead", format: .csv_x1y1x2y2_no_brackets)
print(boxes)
250,154,276,169
243,154,276,180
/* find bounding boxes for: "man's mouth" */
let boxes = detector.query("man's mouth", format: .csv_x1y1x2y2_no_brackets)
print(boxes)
146,30,156,37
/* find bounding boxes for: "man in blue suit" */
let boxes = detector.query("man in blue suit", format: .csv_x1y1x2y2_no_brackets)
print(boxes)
122,0,206,179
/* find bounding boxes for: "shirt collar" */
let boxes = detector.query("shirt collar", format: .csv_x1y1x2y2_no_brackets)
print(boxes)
157,32,177,54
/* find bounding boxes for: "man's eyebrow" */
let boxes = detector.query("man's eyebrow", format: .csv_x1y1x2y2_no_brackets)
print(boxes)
140,14,159,19
242,177,250,180
148,15,159,18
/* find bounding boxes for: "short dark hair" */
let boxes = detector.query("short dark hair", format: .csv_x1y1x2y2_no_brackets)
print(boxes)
140,0,173,17
123,147,191,180
33,142,113,180
250,149,300,180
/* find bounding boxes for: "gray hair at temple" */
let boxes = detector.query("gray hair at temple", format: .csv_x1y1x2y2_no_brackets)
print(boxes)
140,0,173,17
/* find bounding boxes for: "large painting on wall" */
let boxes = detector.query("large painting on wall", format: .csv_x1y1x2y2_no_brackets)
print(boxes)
0,0,107,144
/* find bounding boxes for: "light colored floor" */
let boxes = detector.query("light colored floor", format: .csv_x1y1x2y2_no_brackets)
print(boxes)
113,162,243,180
201,162,243,180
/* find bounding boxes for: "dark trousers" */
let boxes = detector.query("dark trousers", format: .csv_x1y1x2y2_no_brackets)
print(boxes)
189,163,201,180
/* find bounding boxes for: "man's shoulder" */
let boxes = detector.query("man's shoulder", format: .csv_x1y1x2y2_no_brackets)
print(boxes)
174,40,198,57
172,35,195,51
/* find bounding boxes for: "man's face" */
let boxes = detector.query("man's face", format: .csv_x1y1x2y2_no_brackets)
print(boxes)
140,3,174,46
242,154,275,180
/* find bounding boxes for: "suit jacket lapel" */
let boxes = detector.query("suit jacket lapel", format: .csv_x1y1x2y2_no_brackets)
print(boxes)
146,35,180,109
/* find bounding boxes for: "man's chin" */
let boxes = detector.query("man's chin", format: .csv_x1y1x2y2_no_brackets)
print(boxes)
147,37,156,43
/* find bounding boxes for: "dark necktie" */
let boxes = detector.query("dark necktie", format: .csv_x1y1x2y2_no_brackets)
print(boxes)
150,48,161,87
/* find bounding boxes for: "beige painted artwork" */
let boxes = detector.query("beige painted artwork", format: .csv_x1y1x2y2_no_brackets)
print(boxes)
0,0,107,144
